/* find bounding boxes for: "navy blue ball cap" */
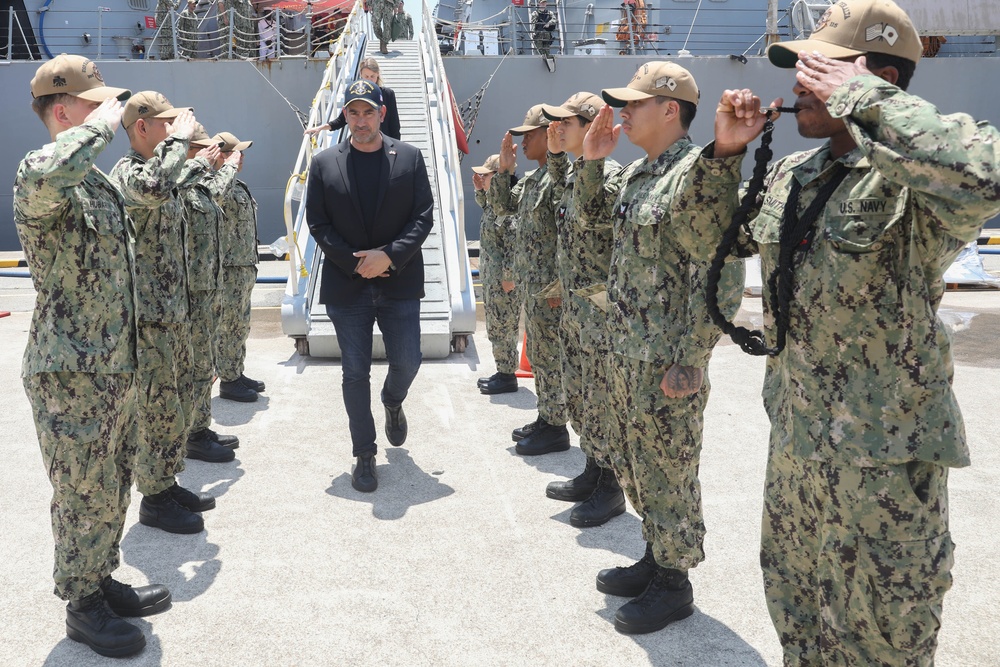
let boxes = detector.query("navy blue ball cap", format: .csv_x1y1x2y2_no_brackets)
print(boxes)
344,79,383,109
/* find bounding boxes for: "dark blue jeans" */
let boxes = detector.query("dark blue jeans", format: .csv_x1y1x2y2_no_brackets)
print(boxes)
325,284,422,456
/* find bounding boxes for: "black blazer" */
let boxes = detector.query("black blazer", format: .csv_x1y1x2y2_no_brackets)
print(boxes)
306,135,434,306
328,86,401,140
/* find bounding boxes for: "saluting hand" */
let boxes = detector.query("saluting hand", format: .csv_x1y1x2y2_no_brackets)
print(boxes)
86,98,124,133
472,172,486,191
166,109,197,141
224,150,242,167
713,89,783,159
546,121,565,154
196,144,221,164
498,132,518,173
583,104,619,161
796,51,870,104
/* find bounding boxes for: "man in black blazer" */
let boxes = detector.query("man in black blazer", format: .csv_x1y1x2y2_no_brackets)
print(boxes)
306,79,434,492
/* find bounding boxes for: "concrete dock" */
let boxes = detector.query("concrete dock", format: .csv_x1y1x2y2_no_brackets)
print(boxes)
0,256,997,666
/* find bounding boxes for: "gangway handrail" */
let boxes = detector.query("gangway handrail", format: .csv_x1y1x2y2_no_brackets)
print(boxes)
280,2,368,337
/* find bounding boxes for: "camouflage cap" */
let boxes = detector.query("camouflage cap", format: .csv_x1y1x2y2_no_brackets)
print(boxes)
767,0,922,68
213,131,253,151
472,153,507,174
190,123,223,148
541,92,604,122
30,54,131,102
602,61,700,107
509,104,551,136
122,91,191,129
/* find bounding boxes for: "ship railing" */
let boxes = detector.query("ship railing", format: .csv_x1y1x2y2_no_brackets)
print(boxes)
419,0,475,336
279,0,368,340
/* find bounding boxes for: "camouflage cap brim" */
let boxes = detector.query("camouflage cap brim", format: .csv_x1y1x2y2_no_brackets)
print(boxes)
74,86,132,102
471,166,496,174
508,124,545,136
540,104,577,121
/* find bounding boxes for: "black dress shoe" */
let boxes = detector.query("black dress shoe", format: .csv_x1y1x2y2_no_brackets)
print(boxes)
546,456,601,501
597,543,657,597
480,372,518,395
240,373,265,392
570,468,627,527
186,430,236,463
514,420,570,455
100,576,172,617
384,404,407,447
139,490,204,534
511,417,541,442
614,567,695,634
66,592,145,658
219,379,258,402
352,454,378,492
204,427,239,449
167,482,216,512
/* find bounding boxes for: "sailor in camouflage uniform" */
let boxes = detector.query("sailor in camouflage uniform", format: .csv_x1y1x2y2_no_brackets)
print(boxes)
489,104,570,455
219,0,257,58
688,1,1000,663
371,0,395,53
538,92,628,528
181,124,240,450
214,131,266,401
155,0,179,59
111,93,230,537
575,63,745,634
177,0,200,58
472,154,520,394
15,54,170,658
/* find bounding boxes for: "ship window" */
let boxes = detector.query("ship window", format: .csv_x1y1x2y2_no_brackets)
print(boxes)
127,0,151,10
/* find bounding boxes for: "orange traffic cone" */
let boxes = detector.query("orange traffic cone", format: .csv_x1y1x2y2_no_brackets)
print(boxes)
515,332,533,379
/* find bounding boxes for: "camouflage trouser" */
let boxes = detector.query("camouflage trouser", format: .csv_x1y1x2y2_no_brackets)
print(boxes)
156,8,174,59
371,0,394,42
568,300,613,468
134,321,191,496
215,265,256,382
607,353,708,571
179,35,198,59
533,30,553,56
558,314,586,449
235,15,257,58
481,272,520,375
24,371,137,600
189,288,220,433
523,290,566,426
762,443,953,667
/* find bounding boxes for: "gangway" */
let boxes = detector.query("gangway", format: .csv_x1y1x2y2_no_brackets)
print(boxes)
279,1,476,358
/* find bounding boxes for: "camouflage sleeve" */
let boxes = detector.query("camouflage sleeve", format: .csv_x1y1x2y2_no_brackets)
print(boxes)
831,73,1000,243
499,214,516,282
674,257,744,369
575,158,623,230
670,143,748,262
488,170,518,216
203,162,238,202
547,151,569,203
176,156,211,190
474,189,487,209
114,135,193,207
13,120,114,223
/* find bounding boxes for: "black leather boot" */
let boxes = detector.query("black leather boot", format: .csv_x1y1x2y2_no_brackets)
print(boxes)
570,467,627,527
240,373,265,392
168,482,216,512
100,576,171,617
511,417,541,442
65,591,146,657
352,454,378,492
139,489,204,534
546,456,601,501
614,566,695,634
204,427,239,449
219,379,258,402
384,404,407,446
514,419,570,455
478,372,501,388
480,372,517,395
597,542,657,597
186,429,237,463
